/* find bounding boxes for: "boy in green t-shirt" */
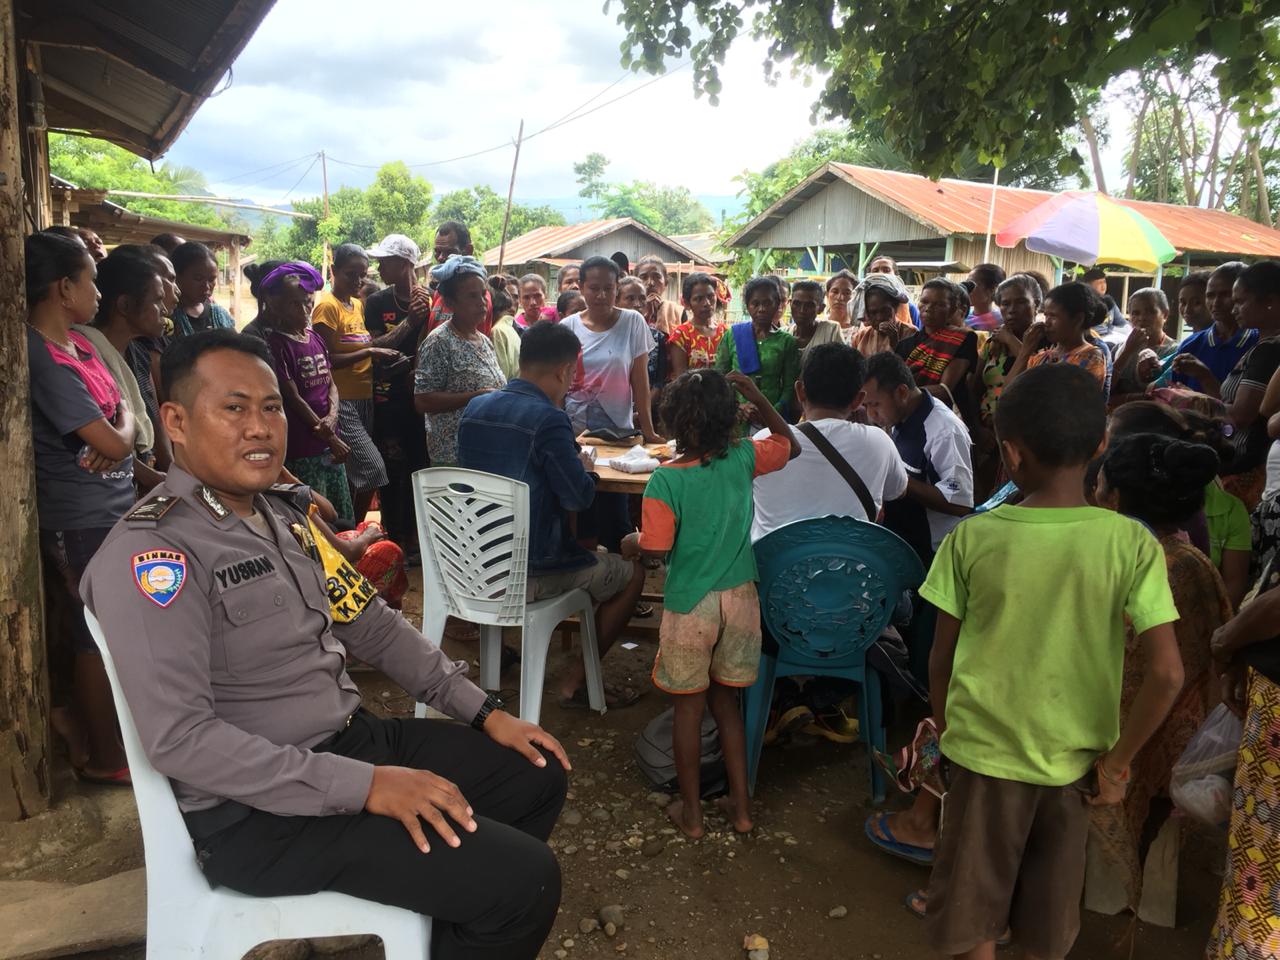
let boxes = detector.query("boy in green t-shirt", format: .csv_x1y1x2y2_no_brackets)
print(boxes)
623,369,797,839
920,364,1184,960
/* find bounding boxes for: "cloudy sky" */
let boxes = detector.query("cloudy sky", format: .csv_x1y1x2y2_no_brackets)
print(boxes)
169,0,829,209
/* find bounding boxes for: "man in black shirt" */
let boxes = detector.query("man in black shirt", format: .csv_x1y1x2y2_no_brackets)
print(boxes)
364,234,431,553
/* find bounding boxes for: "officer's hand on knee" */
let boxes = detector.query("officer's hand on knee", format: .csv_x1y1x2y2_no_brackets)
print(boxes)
365,766,478,853
483,710,572,772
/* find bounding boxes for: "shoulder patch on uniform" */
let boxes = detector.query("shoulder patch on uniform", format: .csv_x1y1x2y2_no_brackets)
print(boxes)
133,550,187,607
124,496,178,524
196,485,231,521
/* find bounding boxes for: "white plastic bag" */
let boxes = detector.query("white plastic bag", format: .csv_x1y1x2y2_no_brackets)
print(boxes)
1170,703,1242,827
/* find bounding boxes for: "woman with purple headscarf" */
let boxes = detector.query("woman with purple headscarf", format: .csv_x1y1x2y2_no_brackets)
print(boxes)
263,262,355,519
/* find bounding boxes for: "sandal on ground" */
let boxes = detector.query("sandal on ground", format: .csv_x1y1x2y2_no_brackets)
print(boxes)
635,603,654,618
905,890,1011,947
557,684,642,711
73,765,132,788
865,813,935,866
802,707,859,744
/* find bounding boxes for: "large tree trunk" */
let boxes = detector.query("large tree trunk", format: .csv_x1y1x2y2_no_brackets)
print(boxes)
1080,112,1108,195
1124,92,1152,199
0,0,51,821
1250,137,1275,227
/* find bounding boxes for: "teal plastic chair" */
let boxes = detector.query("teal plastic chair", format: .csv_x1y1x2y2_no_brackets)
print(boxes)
744,516,925,803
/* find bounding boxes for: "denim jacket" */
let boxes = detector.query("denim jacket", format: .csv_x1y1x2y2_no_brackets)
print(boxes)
458,379,597,575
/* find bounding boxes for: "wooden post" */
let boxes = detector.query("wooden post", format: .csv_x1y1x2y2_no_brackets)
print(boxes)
229,242,242,325
0,0,51,821
496,120,525,275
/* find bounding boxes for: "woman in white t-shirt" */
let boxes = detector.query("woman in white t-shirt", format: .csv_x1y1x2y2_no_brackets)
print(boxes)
561,256,663,444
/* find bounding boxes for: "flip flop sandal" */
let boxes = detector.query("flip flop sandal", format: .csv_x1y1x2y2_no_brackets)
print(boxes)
73,765,132,788
865,812,935,866
557,684,643,711
904,890,1011,947
635,603,654,618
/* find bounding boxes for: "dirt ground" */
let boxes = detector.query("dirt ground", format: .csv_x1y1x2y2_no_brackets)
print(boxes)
32,568,1222,960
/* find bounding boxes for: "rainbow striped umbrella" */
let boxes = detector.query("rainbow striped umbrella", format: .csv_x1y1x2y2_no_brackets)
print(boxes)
995,191,1177,271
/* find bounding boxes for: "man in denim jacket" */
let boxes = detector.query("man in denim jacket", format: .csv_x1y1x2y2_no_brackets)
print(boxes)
459,321,645,709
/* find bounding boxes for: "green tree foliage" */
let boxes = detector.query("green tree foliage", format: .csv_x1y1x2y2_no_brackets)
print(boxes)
596,181,715,233
607,0,1280,179
574,152,611,201
255,176,567,266
48,133,226,227
577,153,715,234
431,186,567,256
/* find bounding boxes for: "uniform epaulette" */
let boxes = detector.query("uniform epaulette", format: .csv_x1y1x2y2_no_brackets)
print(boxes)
123,495,179,526
264,483,313,515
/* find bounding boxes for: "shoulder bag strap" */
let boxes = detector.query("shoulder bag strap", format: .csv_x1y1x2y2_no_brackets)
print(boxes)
797,421,877,520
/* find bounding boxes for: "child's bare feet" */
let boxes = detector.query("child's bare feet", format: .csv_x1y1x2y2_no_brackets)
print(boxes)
667,797,704,839
714,795,754,834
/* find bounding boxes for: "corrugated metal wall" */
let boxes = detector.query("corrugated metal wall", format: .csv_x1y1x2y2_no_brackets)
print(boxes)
949,236,1056,275
567,226,690,265
754,180,942,247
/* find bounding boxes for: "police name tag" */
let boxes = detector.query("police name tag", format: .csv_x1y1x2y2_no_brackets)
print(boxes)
133,549,188,607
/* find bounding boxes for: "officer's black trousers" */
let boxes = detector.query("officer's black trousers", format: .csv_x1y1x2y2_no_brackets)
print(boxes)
194,712,566,960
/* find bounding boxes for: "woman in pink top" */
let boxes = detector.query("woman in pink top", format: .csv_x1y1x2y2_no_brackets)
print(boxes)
26,231,138,786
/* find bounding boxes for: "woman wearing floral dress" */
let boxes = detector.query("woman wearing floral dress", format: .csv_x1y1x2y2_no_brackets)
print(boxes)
413,256,507,467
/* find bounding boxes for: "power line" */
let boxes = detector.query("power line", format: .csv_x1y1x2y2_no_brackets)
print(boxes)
280,153,322,202
326,63,689,172
212,151,320,186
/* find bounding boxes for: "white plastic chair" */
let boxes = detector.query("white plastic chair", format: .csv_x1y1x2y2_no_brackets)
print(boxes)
412,467,606,725
85,611,433,959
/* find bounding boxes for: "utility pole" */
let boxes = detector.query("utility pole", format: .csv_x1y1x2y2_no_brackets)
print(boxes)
320,149,331,281
496,120,525,276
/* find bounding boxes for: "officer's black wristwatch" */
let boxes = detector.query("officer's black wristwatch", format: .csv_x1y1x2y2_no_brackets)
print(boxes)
471,693,504,730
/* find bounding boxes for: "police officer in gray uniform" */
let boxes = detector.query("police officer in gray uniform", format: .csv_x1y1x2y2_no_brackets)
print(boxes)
82,330,569,960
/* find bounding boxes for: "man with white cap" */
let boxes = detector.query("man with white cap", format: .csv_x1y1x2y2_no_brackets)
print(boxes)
364,233,431,553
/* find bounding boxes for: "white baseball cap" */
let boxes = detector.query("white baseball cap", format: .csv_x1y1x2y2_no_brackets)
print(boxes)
367,234,421,263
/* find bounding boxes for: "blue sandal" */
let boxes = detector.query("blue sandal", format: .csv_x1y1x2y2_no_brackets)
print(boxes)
864,812,935,866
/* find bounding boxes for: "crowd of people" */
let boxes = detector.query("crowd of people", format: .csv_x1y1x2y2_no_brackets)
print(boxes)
22,214,1280,959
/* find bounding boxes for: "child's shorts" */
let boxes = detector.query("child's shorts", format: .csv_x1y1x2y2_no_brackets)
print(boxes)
926,763,1090,958
652,582,760,694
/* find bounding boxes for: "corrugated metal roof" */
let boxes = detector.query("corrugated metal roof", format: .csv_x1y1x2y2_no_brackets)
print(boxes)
22,0,277,159
730,163,1280,260
670,232,736,264
482,218,713,268
50,175,251,246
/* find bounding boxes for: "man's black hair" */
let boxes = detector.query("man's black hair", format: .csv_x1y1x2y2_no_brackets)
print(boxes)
969,263,1007,290
863,351,917,393
519,320,582,370
150,232,185,254
801,342,865,409
1180,269,1211,290
436,220,472,249
1081,267,1108,283
995,363,1105,467
791,278,824,301
160,329,273,405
